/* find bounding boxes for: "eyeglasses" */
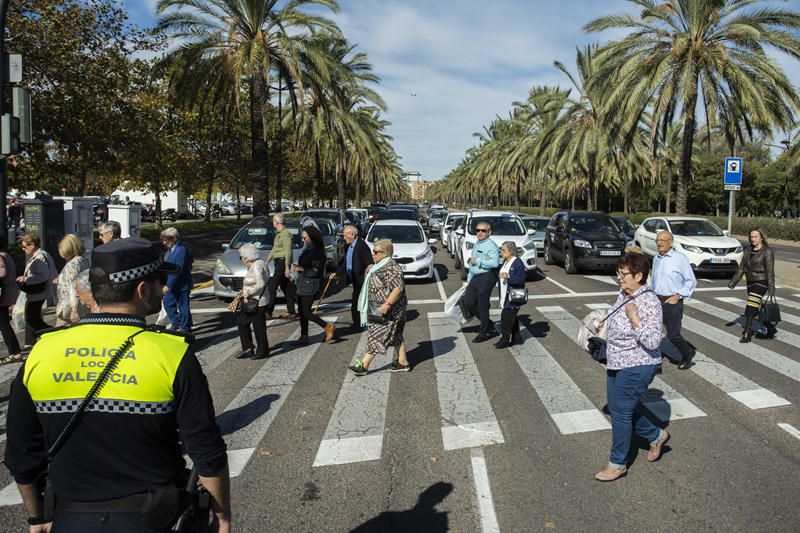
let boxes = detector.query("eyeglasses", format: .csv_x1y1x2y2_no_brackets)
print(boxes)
476,228,489,233
616,270,632,278
372,249,385,256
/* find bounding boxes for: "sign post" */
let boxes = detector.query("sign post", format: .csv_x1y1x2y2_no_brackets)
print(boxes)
724,157,743,234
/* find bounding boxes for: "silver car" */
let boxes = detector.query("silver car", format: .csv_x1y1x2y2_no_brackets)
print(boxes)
213,217,303,300
311,218,341,271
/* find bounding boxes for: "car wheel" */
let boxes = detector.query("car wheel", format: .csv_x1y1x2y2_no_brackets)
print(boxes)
564,248,579,274
544,241,554,265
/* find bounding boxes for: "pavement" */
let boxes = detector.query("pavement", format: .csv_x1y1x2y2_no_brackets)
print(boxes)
0,230,797,531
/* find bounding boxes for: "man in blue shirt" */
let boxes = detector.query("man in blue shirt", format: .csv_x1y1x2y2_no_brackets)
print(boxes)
161,227,194,334
336,225,373,332
650,230,697,369
463,222,500,342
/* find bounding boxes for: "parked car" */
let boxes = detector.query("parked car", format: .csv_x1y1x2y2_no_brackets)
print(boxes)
302,208,346,234
518,215,550,255
379,209,418,221
612,216,637,241
427,209,448,233
441,212,466,252
448,216,466,258
455,211,538,280
365,220,438,280
367,205,385,224
345,208,369,234
634,216,743,274
213,216,303,300
311,218,342,271
160,208,179,222
543,211,632,274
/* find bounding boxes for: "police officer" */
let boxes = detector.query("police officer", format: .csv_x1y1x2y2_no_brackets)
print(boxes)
5,238,231,533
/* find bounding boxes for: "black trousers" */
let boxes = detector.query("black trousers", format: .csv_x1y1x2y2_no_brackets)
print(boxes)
464,272,497,334
662,300,693,363
25,298,48,346
0,305,20,354
266,258,296,315
350,280,364,328
237,306,269,357
298,294,328,336
500,308,520,342
53,510,163,532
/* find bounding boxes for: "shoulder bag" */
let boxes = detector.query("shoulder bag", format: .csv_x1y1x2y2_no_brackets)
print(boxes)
508,287,528,305
241,284,266,314
760,294,781,324
577,289,652,362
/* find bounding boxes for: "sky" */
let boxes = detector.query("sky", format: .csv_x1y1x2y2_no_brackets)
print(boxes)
125,0,800,181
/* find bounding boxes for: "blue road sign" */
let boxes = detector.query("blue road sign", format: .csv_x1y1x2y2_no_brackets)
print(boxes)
724,157,743,185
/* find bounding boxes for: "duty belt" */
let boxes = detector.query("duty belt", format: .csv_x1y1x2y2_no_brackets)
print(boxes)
57,493,148,513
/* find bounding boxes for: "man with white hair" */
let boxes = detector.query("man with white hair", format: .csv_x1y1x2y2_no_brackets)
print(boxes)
161,227,194,333
266,213,297,319
98,220,121,244
335,224,373,332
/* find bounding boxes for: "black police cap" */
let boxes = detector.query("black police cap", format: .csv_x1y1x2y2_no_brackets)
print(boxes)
90,237,180,285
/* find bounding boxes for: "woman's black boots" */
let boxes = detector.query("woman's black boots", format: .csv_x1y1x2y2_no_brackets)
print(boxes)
740,315,754,343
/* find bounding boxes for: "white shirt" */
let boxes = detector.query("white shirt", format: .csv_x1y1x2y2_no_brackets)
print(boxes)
498,259,513,308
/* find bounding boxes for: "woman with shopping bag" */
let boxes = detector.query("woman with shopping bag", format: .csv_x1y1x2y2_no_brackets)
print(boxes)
16,233,58,349
0,234,21,363
728,228,776,342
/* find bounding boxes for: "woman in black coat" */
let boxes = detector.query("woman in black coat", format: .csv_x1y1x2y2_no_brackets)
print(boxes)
292,225,335,345
495,241,527,348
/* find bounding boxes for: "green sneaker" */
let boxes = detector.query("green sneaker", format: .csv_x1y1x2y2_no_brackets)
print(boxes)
348,359,368,377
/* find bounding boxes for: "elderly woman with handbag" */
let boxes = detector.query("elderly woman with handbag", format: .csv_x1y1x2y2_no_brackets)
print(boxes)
291,225,335,346
495,241,527,349
349,239,411,376
595,250,667,482
16,233,58,348
728,227,776,343
55,234,90,326
234,243,270,360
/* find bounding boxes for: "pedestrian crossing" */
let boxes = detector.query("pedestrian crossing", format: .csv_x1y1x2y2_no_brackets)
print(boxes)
0,293,798,507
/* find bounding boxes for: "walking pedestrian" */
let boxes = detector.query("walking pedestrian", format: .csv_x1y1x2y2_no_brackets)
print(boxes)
463,222,500,342
16,233,58,348
4,237,231,532
293,226,335,345
97,220,121,244
75,269,99,316
266,213,297,319
650,230,697,369
495,241,526,349
595,250,667,482
235,243,270,359
0,234,21,363
335,225,373,332
161,228,193,333
728,227,776,342
55,234,90,326
349,239,411,375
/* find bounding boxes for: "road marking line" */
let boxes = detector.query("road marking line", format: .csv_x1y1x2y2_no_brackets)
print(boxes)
0,483,21,506
543,276,576,294
778,423,800,441
544,305,706,422
219,318,337,478
583,274,618,286
313,333,394,467
774,297,800,311
428,313,504,450
713,297,800,327
195,324,275,375
433,265,448,301
686,299,800,350
509,322,610,434
189,302,349,315
470,448,501,533
408,299,445,305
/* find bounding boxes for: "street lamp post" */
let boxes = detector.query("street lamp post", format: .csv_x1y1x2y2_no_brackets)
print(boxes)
0,0,9,244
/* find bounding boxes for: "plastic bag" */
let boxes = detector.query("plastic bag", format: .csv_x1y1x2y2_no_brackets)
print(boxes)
12,292,26,333
444,285,472,324
577,309,607,354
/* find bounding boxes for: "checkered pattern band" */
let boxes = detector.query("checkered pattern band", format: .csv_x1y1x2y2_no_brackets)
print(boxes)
35,398,174,415
108,258,163,284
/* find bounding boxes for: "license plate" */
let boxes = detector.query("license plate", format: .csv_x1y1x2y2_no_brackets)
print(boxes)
599,250,621,256
710,257,731,264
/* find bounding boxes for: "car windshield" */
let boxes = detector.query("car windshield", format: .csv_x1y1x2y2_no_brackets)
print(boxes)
568,214,619,233
468,216,525,236
448,215,464,227
522,218,548,232
430,211,447,220
669,219,724,237
613,218,635,233
229,221,303,249
381,210,417,220
304,211,340,224
368,225,425,244
315,221,336,237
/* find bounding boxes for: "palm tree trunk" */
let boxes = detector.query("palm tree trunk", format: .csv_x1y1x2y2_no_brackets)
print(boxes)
313,147,322,207
515,173,521,212
539,172,548,216
250,72,269,216
665,165,672,214
623,174,629,214
337,167,346,210
204,170,213,222
355,170,362,208
370,170,377,204
587,157,596,211
275,77,284,213
677,84,699,215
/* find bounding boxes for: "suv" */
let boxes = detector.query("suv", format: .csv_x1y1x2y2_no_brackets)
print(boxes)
543,211,632,274
455,210,538,280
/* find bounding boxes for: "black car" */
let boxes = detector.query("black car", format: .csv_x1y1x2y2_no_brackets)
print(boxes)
379,209,418,221
612,216,637,241
543,211,631,274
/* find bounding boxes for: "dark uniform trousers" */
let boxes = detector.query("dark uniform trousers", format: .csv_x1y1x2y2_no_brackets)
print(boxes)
267,258,296,315
661,299,694,363
350,278,364,328
464,272,497,335
54,510,165,533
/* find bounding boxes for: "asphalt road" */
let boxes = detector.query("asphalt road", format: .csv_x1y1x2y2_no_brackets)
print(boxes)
0,232,798,532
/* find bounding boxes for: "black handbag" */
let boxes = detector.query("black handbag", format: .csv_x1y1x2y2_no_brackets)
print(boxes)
508,287,528,305
241,286,265,314
367,301,388,325
18,279,47,293
296,276,321,297
760,294,781,324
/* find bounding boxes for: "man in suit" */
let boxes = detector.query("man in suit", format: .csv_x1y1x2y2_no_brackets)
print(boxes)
336,225,373,332
161,227,194,333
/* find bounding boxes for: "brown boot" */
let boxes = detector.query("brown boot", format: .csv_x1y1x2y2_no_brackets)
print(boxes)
324,323,336,342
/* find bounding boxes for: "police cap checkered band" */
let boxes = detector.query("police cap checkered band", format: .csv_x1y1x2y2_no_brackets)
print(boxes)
90,237,180,285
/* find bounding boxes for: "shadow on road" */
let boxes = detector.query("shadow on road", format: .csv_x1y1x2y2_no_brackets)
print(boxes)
407,337,457,366
217,393,279,436
349,481,453,533
520,316,550,338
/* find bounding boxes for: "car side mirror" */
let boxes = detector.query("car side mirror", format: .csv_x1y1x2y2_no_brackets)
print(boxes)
722,230,730,237
428,238,438,245
222,243,229,250
527,228,535,235
455,229,464,236
444,225,452,231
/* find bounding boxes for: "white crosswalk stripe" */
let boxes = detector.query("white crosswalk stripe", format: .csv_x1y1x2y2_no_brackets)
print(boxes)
428,312,504,450
541,305,707,422
689,299,800,342
313,333,394,467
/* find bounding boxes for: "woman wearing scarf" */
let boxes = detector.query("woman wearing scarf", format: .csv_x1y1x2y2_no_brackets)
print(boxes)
16,233,58,348
349,239,411,376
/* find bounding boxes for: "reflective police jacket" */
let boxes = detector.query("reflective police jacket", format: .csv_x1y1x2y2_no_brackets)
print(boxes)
4,314,227,502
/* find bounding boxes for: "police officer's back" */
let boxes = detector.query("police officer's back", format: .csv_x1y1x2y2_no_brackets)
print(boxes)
4,238,231,532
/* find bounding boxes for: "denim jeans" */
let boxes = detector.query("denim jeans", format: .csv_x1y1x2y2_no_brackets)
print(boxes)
607,364,661,467
163,290,192,332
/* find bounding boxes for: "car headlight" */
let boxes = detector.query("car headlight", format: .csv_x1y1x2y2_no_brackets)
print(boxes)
215,258,232,275
573,239,592,248
626,240,634,249
523,241,536,250
416,250,432,261
466,241,475,250
681,244,703,254
735,245,743,253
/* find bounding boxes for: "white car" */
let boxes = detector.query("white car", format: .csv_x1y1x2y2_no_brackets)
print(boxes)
449,216,466,259
441,211,466,252
634,216,743,274
455,210,538,280
365,220,438,279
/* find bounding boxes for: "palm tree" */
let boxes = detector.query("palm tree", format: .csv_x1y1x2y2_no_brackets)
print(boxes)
156,0,341,215
586,0,800,214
